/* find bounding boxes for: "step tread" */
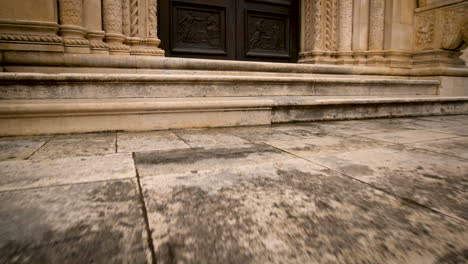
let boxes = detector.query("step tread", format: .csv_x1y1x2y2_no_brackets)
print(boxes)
1,96,467,115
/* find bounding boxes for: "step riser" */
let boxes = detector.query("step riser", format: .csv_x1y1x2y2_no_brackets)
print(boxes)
0,82,438,99
273,101,468,123
1,99,466,136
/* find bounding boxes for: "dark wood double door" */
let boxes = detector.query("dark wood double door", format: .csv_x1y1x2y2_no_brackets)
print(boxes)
159,0,298,62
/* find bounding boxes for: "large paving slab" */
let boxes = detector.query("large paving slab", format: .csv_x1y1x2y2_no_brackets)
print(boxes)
140,158,468,264
0,136,52,161
417,125,468,137
310,145,468,222
223,125,319,142
263,134,393,159
30,133,116,160
173,129,252,149
407,137,468,160
361,129,457,144
134,144,295,177
117,131,190,153
0,179,151,263
0,153,135,191
305,119,415,136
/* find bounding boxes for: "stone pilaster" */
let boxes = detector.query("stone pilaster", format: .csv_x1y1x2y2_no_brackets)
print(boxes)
58,0,90,53
84,0,108,54
337,0,354,64
103,0,129,54
368,0,385,65
352,0,369,65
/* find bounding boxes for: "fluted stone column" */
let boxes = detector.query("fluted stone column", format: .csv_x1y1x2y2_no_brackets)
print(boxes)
84,0,108,54
58,0,90,53
337,0,354,64
352,0,369,64
103,0,129,54
368,0,385,65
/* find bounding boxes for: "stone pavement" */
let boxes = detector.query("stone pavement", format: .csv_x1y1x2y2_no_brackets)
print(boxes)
1,115,467,264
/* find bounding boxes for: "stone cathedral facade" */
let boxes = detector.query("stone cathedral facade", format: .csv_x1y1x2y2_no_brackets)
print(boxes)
0,0,467,136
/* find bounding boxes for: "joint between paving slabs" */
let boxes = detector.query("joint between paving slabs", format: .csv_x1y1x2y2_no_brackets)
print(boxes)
170,129,194,149
26,134,56,160
132,152,158,264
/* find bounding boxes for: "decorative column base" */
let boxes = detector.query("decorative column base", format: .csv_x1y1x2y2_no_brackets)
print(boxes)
366,51,386,66
298,51,336,64
60,25,90,54
336,51,354,65
412,50,467,69
105,33,129,55
87,31,109,54
0,20,63,52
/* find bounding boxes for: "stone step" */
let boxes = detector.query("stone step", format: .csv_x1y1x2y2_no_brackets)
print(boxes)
1,96,466,136
0,73,439,99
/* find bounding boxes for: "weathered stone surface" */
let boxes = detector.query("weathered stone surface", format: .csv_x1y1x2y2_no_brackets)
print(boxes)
0,179,151,263
173,129,253,149
141,158,468,263
361,129,456,144
264,134,392,159
117,131,190,153
30,133,116,160
310,145,468,222
407,137,468,160
0,153,135,191
0,136,51,161
134,144,295,177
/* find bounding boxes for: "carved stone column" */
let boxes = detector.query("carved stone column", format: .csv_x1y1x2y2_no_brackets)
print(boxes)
367,0,385,65
84,0,108,54
103,0,129,54
299,0,338,64
337,0,354,64
58,0,90,53
142,0,165,56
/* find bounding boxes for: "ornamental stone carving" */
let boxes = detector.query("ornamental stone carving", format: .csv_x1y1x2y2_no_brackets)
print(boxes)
415,11,436,50
103,0,123,34
59,0,83,26
441,5,468,50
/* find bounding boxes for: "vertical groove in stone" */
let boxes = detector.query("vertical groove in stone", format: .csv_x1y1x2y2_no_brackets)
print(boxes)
338,0,353,51
369,0,385,50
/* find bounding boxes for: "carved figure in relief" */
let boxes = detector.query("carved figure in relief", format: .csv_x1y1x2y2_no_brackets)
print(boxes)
178,11,205,42
176,10,220,48
250,19,267,49
249,18,284,51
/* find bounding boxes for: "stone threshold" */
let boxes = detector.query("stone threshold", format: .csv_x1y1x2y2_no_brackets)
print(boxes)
1,51,468,77
1,96,467,136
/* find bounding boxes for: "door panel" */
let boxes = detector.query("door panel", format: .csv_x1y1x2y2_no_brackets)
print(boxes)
159,0,235,59
158,0,298,62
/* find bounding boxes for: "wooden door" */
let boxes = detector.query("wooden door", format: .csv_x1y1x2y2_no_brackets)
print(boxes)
158,0,298,62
